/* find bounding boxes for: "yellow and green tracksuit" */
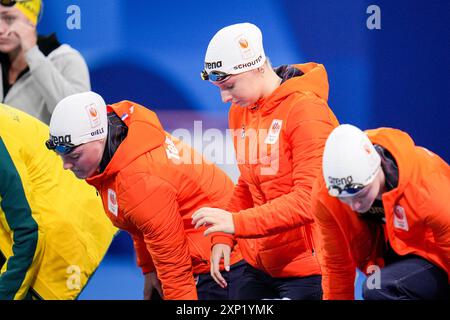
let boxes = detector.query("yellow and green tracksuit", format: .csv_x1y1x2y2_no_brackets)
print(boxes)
0,104,117,300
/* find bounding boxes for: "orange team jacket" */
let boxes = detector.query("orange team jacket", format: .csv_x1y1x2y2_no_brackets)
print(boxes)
312,127,450,300
86,101,242,300
222,63,339,278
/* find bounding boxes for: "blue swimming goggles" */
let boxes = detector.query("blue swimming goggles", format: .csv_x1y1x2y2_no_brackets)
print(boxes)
328,183,366,197
45,139,78,155
200,69,231,82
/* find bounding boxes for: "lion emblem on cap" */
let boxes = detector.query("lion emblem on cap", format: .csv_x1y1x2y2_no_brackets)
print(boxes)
239,38,249,49
88,107,98,117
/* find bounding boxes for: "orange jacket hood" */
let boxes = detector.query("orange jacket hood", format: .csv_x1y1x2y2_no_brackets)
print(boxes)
367,128,415,196
88,100,165,183
255,62,329,115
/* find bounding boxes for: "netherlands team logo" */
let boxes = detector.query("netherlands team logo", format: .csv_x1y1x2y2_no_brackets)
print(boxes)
165,136,181,160
85,103,100,128
108,188,118,217
239,38,249,49
393,205,409,231
237,36,254,60
264,119,283,145
363,143,372,154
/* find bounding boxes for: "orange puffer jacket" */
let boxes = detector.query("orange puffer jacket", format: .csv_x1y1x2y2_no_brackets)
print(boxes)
86,101,242,300
312,128,450,299
224,63,339,278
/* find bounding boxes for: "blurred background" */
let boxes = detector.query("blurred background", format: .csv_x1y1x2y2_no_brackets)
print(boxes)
37,0,449,299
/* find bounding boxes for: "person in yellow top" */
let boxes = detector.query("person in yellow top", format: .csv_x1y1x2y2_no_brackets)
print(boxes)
0,103,116,299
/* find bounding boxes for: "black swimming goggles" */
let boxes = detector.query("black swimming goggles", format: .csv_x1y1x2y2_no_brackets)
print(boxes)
328,183,366,197
0,0,32,7
200,69,231,82
45,139,78,155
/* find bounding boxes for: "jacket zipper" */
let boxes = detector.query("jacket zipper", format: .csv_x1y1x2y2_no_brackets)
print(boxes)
248,107,267,270
304,224,315,256
248,108,264,195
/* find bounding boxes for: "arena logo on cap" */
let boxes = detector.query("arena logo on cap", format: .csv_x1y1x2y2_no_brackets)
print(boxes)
85,103,101,128
51,134,72,145
233,54,263,71
328,175,353,187
204,61,222,70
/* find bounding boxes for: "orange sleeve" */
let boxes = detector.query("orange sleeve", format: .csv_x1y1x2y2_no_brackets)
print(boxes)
123,175,197,300
210,177,254,248
233,101,337,238
226,175,254,212
131,234,155,274
211,233,235,249
420,171,450,274
312,196,356,300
